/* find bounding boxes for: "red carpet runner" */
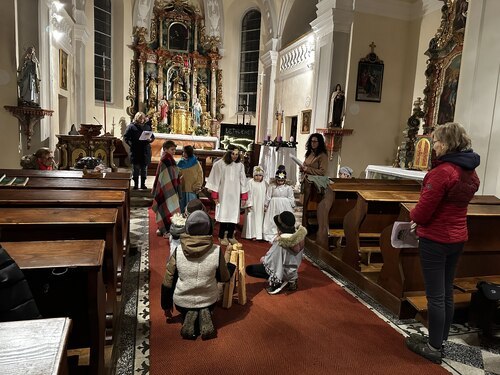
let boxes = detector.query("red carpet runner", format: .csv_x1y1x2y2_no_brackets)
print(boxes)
148,209,448,374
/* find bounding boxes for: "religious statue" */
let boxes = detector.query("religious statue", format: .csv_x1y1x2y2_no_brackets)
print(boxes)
207,0,221,37
328,84,345,128
193,98,202,126
147,75,157,109
17,46,41,106
158,96,169,124
198,81,208,108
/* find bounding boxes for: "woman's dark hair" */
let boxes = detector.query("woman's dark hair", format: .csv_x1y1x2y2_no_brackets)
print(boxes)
183,145,194,158
223,145,241,164
305,133,327,157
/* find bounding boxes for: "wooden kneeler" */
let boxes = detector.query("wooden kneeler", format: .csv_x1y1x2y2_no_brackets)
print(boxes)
222,243,247,309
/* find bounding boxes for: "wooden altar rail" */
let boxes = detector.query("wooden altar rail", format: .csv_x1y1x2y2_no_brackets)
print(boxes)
5,240,106,375
0,207,120,331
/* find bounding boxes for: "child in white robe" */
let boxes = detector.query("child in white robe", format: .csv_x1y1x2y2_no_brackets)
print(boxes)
263,165,295,242
242,166,267,240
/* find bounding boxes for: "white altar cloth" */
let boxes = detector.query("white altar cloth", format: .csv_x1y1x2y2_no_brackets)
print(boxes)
365,165,427,181
258,146,298,185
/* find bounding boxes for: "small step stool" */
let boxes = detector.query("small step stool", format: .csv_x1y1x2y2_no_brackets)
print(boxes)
222,243,247,309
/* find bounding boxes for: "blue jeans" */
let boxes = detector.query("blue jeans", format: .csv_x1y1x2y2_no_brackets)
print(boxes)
419,237,464,349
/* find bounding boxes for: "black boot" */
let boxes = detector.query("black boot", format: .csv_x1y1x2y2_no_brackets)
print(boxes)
132,177,139,190
140,176,147,190
180,310,198,340
199,308,217,340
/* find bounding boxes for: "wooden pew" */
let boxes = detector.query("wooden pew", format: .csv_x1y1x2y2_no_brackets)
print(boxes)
0,207,119,325
0,177,131,253
0,189,128,261
342,190,421,270
378,202,500,316
0,168,132,180
0,317,71,375
4,240,106,375
303,178,421,249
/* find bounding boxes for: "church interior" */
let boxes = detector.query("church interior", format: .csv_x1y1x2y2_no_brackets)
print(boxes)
1,0,500,374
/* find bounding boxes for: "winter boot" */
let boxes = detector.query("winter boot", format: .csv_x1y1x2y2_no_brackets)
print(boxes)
140,175,148,190
180,310,198,340
132,177,139,190
220,231,229,246
199,308,217,340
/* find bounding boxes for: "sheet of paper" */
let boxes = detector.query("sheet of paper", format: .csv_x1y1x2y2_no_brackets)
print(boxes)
290,154,303,167
391,221,419,248
139,131,153,141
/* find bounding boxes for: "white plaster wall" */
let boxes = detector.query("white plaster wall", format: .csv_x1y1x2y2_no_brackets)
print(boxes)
454,0,500,196
340,11,414,178
0,0,21,168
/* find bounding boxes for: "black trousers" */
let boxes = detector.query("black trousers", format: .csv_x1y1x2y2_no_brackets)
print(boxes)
419,237,463,349
132,163,148,185
245,263,269,280
218,222,236,239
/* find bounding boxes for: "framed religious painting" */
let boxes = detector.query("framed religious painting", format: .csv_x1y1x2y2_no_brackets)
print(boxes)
412,135,433,171
301,110,312,134
356,44,384,103
422,0,468,133
59,49,68,90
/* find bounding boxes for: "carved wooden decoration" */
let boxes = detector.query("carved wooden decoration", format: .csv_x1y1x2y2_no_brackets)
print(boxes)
423,0,468,134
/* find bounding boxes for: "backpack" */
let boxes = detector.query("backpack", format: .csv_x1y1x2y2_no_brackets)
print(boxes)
469,281,500,338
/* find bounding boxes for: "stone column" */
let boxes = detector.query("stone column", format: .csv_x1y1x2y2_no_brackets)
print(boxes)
210,58,218,118
138,59,145,111
157,61,164,106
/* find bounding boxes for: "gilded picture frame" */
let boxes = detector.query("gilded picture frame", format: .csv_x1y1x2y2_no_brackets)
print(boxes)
412,135,433,171
59,49,68,90
301,110,311,134
422,0,468,133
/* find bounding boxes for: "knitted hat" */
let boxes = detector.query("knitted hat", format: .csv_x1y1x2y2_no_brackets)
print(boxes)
185,211,213,236
275,165,287,180
273,211,296,234
253,165,264,176
185,199,207,215
339,166,353,177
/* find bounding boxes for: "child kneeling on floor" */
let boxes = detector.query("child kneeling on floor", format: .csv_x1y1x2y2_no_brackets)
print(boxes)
161,210,236,340
246,211,307,295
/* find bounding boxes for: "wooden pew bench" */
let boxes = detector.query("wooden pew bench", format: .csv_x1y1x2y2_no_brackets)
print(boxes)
454,275,500,293
0,168,132,180
303,178,421,250
0,189,128,260
406,293,472,325
4,240,106,375
342,190,421,270
0,207,120,328
0,317,72,375
377,201,500,317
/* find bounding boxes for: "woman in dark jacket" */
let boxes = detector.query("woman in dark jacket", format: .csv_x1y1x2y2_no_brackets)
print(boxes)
406,122,480,364
123,111,155,190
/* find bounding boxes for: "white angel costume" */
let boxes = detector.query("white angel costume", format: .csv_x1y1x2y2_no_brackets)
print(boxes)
242,178,267,240
263,182,295,242
205,158,248,224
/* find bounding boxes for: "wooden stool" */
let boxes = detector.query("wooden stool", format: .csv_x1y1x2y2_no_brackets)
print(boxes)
222,243,247,309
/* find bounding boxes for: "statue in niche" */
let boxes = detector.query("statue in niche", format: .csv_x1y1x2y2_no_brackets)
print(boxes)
146,75,157,109
328,84,345,128
193,98,202,126
17,46,41,106
198,81,208,108
158,96,169,124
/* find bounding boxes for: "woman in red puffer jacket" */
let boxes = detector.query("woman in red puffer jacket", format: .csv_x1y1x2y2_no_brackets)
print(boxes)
405,122,480,364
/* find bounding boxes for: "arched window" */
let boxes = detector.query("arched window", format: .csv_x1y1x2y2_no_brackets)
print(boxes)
94,0,112,102
238,10,261,113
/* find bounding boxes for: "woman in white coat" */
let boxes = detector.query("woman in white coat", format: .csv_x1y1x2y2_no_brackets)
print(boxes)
205,145,248,245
